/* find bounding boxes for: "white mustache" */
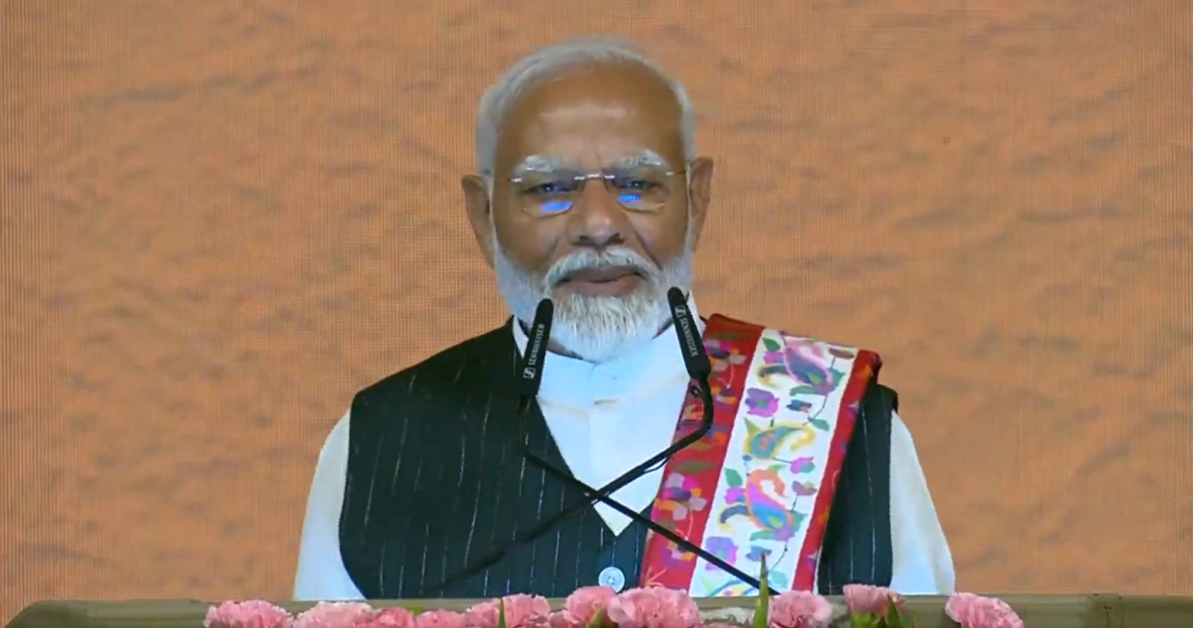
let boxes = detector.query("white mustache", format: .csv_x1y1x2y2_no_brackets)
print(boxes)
544,248,657,289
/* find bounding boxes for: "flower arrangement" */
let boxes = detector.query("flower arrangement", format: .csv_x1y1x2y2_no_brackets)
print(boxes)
205,585,1022,628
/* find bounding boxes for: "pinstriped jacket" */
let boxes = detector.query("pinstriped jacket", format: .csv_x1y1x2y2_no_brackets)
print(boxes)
337,321,894,598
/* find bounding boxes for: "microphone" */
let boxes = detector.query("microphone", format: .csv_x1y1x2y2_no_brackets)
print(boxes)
516,299,554,418
419,288,774,596
667,287,712,380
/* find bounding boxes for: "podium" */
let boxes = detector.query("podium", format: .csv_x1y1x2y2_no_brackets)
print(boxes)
6,595,1193,628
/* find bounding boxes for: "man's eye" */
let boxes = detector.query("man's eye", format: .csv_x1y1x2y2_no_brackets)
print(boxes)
623,179,654,191
611,176,658,192
526,180,573,195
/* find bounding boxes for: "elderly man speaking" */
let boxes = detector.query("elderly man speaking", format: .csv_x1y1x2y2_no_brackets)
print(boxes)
294,37,954,601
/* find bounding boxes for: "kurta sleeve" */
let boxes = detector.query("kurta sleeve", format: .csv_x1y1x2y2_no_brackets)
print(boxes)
294,411,366,600
887,411,956,594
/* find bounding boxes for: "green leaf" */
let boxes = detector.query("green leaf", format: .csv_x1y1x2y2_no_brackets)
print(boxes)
752,555,769,628
830,368,846,387
719,504,750,523
762,338,782,352
791,511,807,530
674,459,716,475
808,417,831,432
789,385,817,396
725,469,744,487
849,614,879,628
885,598,911,628
406,607,424,615
767,463,785,474
498,599,507,628
759,365,787,378
749,530,777,541
586,609,609,628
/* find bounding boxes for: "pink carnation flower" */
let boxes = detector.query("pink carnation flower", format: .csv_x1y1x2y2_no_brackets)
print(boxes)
548,587,617,628
465,595,552,628
842,584,904,616
605,587,700,628
767,591,832,628
357,607,417,628
205,600,293,628
414,610,468,628
294,602,375,628
945,593,1024,628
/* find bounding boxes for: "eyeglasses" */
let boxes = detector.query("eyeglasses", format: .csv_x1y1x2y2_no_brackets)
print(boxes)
508,167,687,217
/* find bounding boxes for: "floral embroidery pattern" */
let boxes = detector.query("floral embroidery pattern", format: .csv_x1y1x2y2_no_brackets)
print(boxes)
702,536,737,570
756,335,851,428
744,388,779,418
656,473,709,522
640,318,760,589
690,330,867,596
706,338,749,373
640,318,879,597
657,539,696,570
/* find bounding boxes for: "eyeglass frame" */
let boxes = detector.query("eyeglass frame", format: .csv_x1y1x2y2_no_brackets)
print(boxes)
496,159,690,217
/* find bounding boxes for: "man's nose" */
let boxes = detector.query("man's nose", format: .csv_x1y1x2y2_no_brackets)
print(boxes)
567,178,627,249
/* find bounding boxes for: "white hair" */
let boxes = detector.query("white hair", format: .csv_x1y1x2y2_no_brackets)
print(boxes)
475,37,697,180
493,227,694,363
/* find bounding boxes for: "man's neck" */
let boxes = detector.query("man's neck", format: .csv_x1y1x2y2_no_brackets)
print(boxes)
513,291,700,363
514,317,677,363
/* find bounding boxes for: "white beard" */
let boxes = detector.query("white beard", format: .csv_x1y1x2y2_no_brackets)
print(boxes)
493,231,694,364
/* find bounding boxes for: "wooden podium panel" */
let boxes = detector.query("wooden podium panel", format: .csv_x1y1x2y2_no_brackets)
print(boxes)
6,595,1193,628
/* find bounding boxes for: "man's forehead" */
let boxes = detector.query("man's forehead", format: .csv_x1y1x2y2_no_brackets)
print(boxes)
494,64,684,173
499,125,682,176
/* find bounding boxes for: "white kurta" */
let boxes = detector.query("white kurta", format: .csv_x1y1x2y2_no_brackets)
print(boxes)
294,301,955,600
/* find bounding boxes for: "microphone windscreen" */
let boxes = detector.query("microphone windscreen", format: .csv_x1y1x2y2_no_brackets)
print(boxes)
667,288,712,379
517,299,554,396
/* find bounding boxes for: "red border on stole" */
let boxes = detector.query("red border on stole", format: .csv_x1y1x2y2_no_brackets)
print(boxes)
639,314,762,590
639,315,884,593
791,350,882,590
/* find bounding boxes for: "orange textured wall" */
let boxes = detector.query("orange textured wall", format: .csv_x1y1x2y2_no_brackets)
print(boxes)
2,0,1192,623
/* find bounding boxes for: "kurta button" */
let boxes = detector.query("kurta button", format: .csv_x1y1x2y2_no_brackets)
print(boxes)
598,566,626,592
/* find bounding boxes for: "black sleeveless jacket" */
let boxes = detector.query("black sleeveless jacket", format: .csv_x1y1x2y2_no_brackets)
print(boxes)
338,321,895,599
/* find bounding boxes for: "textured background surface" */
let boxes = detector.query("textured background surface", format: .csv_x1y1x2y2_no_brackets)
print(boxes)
2,0,1192,622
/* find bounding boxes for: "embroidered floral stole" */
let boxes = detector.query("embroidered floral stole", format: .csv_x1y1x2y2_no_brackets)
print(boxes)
639,314,881,596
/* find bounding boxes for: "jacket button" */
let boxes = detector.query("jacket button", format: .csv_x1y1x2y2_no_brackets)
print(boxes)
598,566,626,592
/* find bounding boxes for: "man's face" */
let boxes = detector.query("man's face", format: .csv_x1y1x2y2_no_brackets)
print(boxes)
463,62,713,362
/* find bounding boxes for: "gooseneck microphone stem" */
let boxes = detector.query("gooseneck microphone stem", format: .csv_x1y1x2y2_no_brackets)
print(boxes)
419,289,774,597
520,380,773,594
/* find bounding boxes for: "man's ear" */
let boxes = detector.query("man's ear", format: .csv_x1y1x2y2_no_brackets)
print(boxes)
462,174,495,268
685,157,714,250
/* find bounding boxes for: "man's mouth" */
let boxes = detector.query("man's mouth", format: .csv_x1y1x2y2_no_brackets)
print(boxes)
559,266,642,284
554,266,645,297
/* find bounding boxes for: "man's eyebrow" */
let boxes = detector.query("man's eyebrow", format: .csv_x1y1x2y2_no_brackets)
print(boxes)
509,149,674,178
610,149,670,170
511,155,574,178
